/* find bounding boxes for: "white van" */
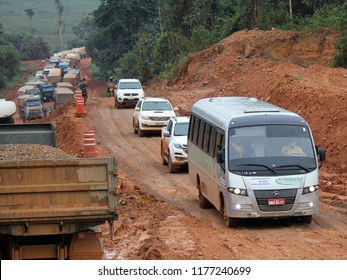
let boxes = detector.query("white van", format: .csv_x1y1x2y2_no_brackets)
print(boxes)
115,78,145,109
188,97,326,227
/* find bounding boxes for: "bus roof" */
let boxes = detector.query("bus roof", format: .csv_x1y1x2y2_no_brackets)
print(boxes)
191,97,305,129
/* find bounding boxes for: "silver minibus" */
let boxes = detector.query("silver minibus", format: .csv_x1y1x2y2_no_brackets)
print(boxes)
188,97,326,227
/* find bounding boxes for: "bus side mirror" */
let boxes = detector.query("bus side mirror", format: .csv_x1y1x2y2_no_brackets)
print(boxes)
316,146,326,168
217,148,225,164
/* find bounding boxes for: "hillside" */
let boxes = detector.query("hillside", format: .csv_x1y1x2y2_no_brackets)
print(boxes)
148,28,347,201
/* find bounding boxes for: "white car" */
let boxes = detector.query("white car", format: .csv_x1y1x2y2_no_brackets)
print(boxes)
115,78,145,109
161,116,190,173
35,71,43,78
133,97,176,137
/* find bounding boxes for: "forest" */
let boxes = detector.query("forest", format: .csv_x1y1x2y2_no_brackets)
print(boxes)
85,0,347,83
1,0,347,89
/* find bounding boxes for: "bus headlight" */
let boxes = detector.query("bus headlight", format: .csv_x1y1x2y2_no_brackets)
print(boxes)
227,187,248,196
302,185,319,194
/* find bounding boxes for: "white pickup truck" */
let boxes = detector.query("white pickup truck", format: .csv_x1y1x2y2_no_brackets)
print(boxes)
160,116,190,173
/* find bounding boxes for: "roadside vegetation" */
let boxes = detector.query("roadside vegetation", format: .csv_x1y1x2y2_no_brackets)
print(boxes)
86,0,347,84
1,0,347,90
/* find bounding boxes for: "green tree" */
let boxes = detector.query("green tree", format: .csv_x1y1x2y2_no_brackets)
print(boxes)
86,0,347,84
0,37,20,88
25,9,34,34
89,0,157,76
6,34,50,60
68,16,95,49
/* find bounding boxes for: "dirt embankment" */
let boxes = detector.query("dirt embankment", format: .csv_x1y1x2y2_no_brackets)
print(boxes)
148,28,347,200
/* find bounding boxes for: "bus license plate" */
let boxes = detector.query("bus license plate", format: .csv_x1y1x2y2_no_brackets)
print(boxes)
268,198,285,205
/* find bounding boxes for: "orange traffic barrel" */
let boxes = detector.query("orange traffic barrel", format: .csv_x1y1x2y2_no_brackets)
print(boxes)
75,96,85,117
81,129,98,158
74,89,83,105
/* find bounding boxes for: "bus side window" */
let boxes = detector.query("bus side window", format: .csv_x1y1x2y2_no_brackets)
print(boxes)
188,115,195,141
203,123,211,153
198,121,206,149
192,117,200,145
209,127,217,158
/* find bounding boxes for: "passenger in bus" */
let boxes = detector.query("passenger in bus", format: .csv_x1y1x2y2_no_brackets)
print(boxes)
282,140,305,156
230,137,253,158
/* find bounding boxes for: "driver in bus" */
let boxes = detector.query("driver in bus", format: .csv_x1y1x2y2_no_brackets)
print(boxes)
230,137,250,158
282,140,305,156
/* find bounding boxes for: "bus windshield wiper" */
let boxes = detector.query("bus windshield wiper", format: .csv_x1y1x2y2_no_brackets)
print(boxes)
236,164,277,173
274,164,310,172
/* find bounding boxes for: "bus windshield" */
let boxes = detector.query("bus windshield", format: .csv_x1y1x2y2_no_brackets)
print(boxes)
228,124,317,175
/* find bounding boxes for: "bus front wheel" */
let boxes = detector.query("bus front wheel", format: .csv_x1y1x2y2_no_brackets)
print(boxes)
301,215,312,224
222,205,239,228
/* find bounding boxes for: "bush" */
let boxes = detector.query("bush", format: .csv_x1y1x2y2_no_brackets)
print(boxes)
0,73,6,88
190,26,213,52
334,36,347,67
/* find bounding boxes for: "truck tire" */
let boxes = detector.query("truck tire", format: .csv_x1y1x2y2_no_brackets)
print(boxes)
168,153,178,173
133,120,138,134
116,100,122,109
138,127,145,137
161,143,168,165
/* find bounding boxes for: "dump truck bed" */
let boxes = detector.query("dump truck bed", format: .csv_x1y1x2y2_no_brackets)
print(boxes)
0,157,118,236
0,123,56,146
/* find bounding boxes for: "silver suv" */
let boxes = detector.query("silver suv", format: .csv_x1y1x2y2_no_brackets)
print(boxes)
161,116,190,173
133,97,176,137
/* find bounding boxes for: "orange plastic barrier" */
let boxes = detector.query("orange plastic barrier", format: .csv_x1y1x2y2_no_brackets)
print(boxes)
75,97,85,117
81,129,98,158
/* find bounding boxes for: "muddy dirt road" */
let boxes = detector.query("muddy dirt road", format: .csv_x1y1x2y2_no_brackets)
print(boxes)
2,28,346,260
89,97,346,260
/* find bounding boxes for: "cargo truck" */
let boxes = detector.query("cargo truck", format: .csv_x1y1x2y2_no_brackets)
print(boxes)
38,82,55,102
0,123,118,259
54,87,74,108
23,95,43,121
47,68,62,85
